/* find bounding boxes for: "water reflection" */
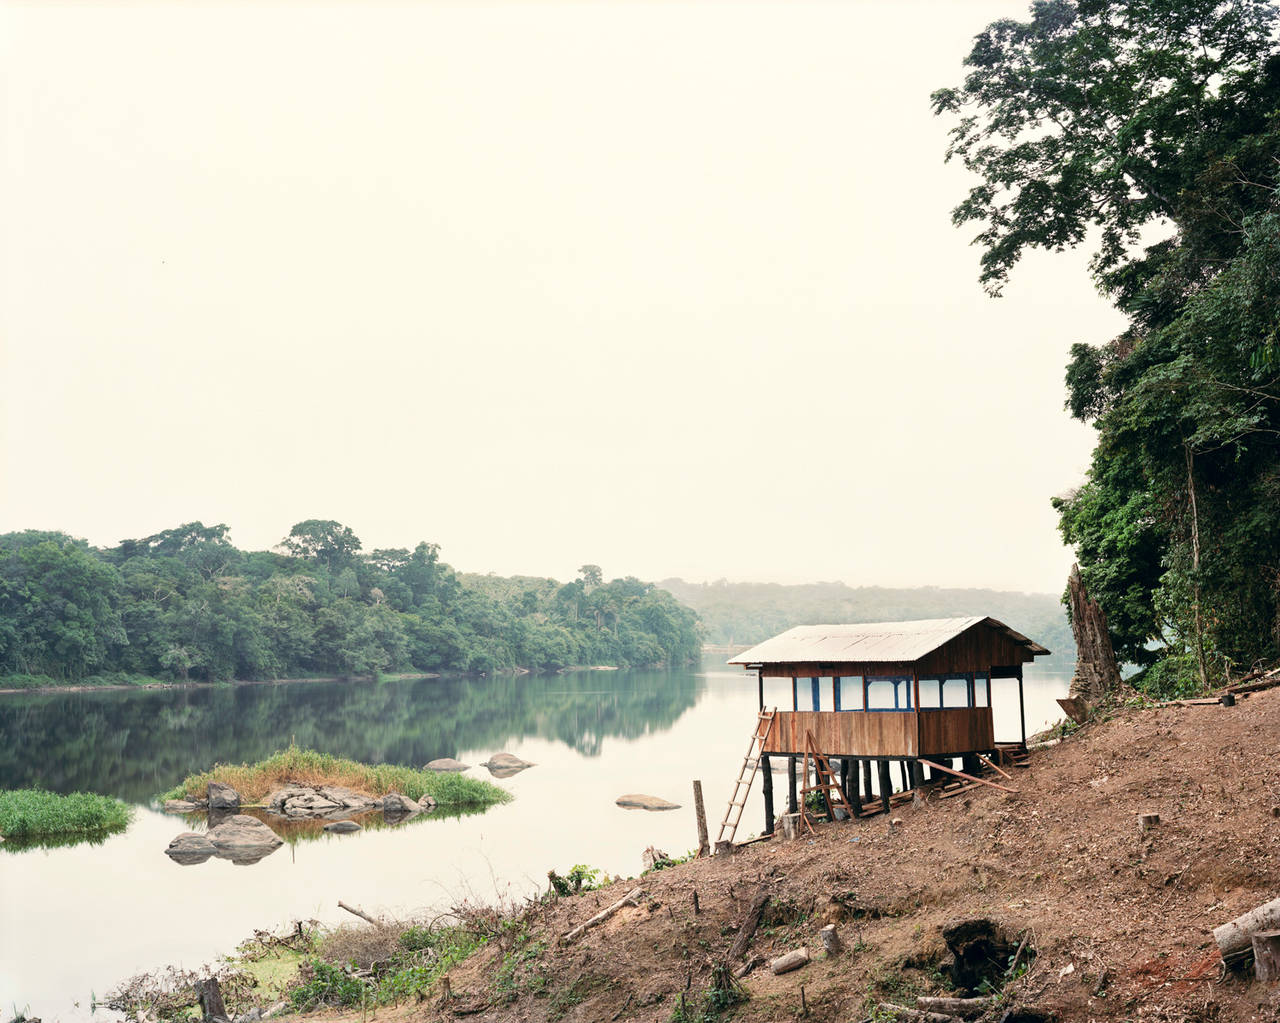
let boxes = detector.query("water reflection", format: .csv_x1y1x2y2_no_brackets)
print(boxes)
0,671,700,802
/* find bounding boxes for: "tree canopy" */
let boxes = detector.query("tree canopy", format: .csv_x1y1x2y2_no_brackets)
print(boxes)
937,0,1280,689
0,522,701,684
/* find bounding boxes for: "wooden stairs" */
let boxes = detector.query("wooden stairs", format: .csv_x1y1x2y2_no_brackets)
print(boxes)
716,708,776,848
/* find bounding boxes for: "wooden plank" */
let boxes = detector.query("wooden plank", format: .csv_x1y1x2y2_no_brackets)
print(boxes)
917,758,1017,794
974,752,1012,781
917,708,994,756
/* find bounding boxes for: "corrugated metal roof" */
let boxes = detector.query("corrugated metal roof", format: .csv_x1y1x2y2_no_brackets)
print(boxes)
727,616,1050,666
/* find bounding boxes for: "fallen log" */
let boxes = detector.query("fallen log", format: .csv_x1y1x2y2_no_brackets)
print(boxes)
563,887,643,943
770,948,810,975
1214,896,1280,962
1228,675,1280,696
875,1001,961,1022
914,995,994,1018
727,887,770,961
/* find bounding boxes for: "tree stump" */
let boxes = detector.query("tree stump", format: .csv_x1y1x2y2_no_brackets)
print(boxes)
820,924,842,956
194,977,227,1021
1138,813,1160,832
780,812,801,841
1253,931,1280,983
1065,563,1121,710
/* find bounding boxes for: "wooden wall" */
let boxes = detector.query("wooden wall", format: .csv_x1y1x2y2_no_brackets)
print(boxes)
917,708,994,755
764,710,918,758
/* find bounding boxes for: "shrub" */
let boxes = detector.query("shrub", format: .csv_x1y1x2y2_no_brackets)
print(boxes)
0,789,132,839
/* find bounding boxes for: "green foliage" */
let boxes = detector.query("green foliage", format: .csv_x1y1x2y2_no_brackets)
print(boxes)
159,743,511,806
0,788,132,841
547,863,604,896
289,921,485,1010
938,1,1280,674
0,521,701,687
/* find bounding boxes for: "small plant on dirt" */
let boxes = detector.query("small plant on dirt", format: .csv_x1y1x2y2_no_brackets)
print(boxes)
547,863,604,896
642,849,696,875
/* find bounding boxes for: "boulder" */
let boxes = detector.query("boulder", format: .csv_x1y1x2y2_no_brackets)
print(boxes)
207,781,241,811
324,820,362,834
163,799,201,814
282,792,341,817
165,831,216,865
206,814,284,865
425,758,471,772
616,794,681,811
319,786,375,811
482,752,534,778
380,792,422,818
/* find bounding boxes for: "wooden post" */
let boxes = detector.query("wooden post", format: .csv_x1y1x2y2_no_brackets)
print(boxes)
840,758,852,807
692,780,709,856
878,760,892,814
912,668,920,712
1253,931,1280,982
811,676,820,711
757,669,764,711
862,760,873,805
787,756,798,814
1017,665,1027,746
833,675,842,711
792,676,798,711
898,760,910,790
761,754,775,835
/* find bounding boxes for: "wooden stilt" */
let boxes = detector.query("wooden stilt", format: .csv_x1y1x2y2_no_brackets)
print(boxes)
787,756,798,814
898,760,910,791
878,760,892,814
862,760,873,804
761,754,774,835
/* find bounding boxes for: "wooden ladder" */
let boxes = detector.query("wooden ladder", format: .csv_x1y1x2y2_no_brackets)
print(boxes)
799,730,855,833
716,708,777,848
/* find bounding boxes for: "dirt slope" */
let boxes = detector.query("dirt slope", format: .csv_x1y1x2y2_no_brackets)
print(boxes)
314,689,1280,1023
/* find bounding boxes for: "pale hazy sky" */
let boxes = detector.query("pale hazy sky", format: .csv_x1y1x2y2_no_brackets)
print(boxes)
2,1,1126,594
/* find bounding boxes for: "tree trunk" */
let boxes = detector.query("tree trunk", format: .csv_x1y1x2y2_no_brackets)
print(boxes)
1185,444,1210,690
1066,563,1121,708
728,887,770,961
194,977,227,1021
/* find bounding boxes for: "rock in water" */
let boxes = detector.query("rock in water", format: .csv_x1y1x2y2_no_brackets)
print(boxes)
207,781,241,811
380,792,422,818
323,820,362,833
163,799,201,814
616,794,682,811
425,758,471,772
481,752,534,778
206,814,284,865
165,832,216,865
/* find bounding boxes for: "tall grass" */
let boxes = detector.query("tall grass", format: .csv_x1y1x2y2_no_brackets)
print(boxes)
0,789,133,839
160,745,512,807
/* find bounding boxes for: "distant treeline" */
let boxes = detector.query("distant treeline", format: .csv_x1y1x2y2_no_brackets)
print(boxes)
0,521,701,685
660,578,1075,667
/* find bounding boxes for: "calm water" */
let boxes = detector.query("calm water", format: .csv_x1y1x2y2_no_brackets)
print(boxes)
0,659,1069,1021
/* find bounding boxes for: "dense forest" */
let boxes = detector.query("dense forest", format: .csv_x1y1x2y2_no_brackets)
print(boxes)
935,0,1280,690
661,578,1075,668
0,521,701,685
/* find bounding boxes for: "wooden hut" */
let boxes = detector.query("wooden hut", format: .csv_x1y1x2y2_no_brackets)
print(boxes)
725,616,1049,836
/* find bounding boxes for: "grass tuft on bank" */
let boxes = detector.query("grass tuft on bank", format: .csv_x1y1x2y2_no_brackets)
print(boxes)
0,788,133,840
159,744,512,807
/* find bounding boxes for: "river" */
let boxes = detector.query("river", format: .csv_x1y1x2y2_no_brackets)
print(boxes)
0,657,1069,1020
